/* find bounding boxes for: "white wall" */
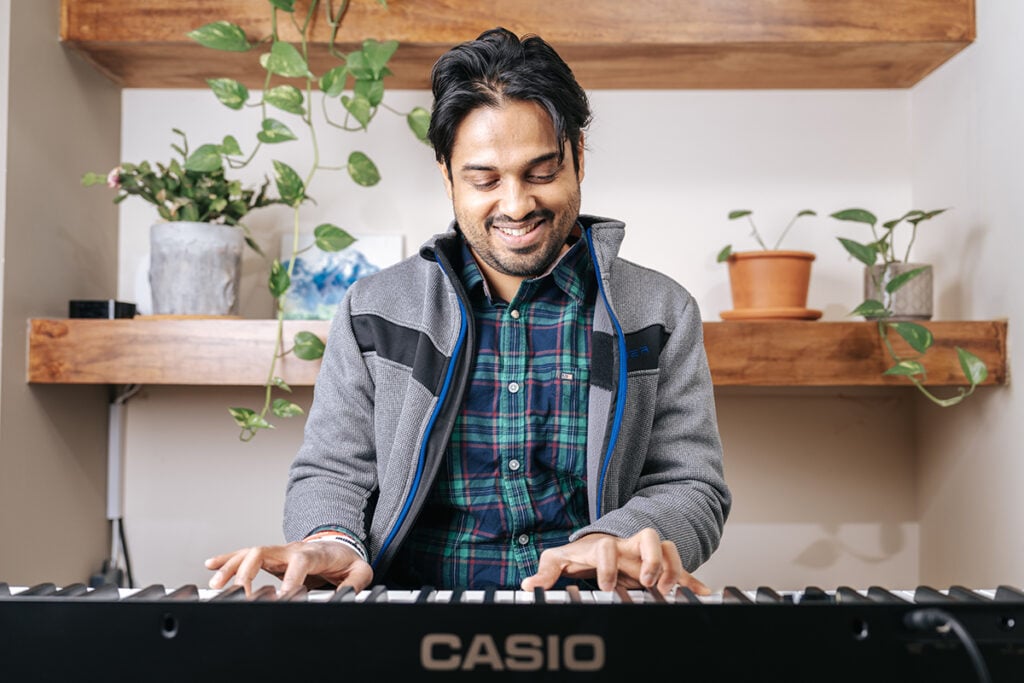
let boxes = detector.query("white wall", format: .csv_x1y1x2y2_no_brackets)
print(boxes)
118,80,931,589
910,0,1023,586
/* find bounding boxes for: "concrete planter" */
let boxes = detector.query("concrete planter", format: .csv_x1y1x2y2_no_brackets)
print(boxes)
864,263,933,321
149,221,244,316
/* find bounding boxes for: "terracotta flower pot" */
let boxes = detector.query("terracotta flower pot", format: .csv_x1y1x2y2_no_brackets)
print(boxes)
721,250,821,321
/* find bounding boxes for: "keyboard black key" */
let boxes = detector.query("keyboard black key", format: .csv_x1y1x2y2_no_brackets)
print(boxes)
416,586,436,603
328,586,355,603
995,585,1024,602
126,585,167,600
836,586,871,604
55,583,89,598
210,585,248,602
914,585,953,604
613,586,633,604
166,585,200,601
800,586,832,603
251,586,278,601
0,582,9,597
532,587,545,604
677,586,703,604
867,586,908,603
948,585,985,601
20,583,57,597
723,586,752,604
83,583,120,600
278,586,308,602
565,585,582,604
366,585,388,603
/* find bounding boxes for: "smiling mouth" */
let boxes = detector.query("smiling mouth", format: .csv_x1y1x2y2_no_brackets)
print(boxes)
493,218,543,237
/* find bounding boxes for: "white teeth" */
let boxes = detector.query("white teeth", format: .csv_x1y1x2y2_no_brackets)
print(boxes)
496,222,538,237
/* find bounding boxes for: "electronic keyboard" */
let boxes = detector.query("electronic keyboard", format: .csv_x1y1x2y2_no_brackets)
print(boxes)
2,582,1023,682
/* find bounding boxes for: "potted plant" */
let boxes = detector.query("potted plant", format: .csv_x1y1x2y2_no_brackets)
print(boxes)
83,129,281,316
717,209,821,320
186,0,430,440
831,207,988,406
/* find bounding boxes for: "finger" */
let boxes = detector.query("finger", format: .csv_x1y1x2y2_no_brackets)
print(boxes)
635,529,664,588
278,551,313,596
207,549,248,589
656,540,686,594
594,537,619,591
521,550,568,591
232,546,271,596
336,561,374,592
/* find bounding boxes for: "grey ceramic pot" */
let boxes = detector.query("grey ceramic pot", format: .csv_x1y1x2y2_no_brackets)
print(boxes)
149,221,244,316
864,262,933,320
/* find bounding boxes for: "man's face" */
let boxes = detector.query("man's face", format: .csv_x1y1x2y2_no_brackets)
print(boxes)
440,99,584,283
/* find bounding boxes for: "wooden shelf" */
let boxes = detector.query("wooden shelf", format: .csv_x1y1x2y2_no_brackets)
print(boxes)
59,0,976,90
27,318,1007,388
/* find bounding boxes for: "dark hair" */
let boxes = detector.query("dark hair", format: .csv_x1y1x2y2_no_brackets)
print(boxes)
428,27,592,174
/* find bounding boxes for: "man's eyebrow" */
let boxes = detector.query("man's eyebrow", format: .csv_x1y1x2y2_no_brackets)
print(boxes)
459,151,562,173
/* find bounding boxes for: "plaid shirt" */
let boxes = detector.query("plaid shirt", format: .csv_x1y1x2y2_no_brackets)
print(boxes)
388,234,595,588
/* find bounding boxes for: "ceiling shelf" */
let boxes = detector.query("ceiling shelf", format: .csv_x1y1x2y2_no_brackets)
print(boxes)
59,0,976,90
27,318,1007,388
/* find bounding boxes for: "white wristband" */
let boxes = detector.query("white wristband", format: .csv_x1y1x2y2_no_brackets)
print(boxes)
305,534,368,562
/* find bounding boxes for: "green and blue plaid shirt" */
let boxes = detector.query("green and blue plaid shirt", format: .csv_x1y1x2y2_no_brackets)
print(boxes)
389,234,596,588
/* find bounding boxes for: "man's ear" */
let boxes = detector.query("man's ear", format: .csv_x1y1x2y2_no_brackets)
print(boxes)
437,160,454,200
575,134,586,183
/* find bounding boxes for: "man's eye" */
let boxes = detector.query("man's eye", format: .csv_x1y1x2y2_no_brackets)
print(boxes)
471,180,498,190
528,173,556,183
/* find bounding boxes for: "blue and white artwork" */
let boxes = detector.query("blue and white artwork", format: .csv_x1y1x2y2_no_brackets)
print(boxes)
281,233,403,320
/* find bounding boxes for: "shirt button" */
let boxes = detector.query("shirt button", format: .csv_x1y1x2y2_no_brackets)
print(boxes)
509,309,520,320
508,459,521,471
517,534,530,545
508,381,520,393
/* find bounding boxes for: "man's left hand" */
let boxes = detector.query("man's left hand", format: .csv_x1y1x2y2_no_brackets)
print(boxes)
520,528,709,595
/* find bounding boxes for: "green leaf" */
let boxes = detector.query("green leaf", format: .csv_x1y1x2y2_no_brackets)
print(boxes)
347,151,381,186
314,223,356,252
728,210,751,220
272,398,304,418
884,266,929,294
272,376,293,392
956,347,989,386
883,360,926,377
908,208,948,225
219,135,243,157
228,407,273,430
263,40,310,78
796,209,817,218
187,22,251,52
838,237,878,266
320,66,349,97
354,78,385,107
273,160,305,206
830,208,877,226
257,118,298,144
407,106,431,143
360,39,399,78
345,50,375,81
82,172,107,187
264,85,305,115
716,245,733,263
851,299,889,318
293,331,326,360
206,78,249,110
341,94,373,129
268,0,296,11
890,321,933,354
184,144,223,172
269,258,291,298
244,236,266,257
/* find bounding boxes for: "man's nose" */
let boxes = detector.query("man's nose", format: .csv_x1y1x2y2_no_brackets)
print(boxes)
497,180,537,221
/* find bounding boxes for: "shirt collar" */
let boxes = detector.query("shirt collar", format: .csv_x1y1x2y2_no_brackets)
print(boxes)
456,224,592,305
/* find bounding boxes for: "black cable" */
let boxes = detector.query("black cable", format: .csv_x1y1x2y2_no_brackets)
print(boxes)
118,518,135,589
904,607,992,683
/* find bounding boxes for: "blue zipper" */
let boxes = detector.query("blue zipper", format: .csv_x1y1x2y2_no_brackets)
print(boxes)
372,258,469,569
584,229,628,520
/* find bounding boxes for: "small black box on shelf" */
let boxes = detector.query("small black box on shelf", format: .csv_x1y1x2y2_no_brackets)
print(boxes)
69,300,137,319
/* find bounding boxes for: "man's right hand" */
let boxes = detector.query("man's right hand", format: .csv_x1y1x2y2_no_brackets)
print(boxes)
205,541,374,596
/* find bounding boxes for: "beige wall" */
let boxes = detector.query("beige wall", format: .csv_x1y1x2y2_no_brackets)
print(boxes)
0,1,120,583
911,0,1024,586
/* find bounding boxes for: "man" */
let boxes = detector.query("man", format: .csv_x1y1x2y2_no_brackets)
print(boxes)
207,27,730,596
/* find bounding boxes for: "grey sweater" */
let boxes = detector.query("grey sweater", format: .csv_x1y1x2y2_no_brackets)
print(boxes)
284,215,731,580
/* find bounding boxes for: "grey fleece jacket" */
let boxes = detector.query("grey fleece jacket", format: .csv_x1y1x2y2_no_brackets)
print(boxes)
283,214,731,582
